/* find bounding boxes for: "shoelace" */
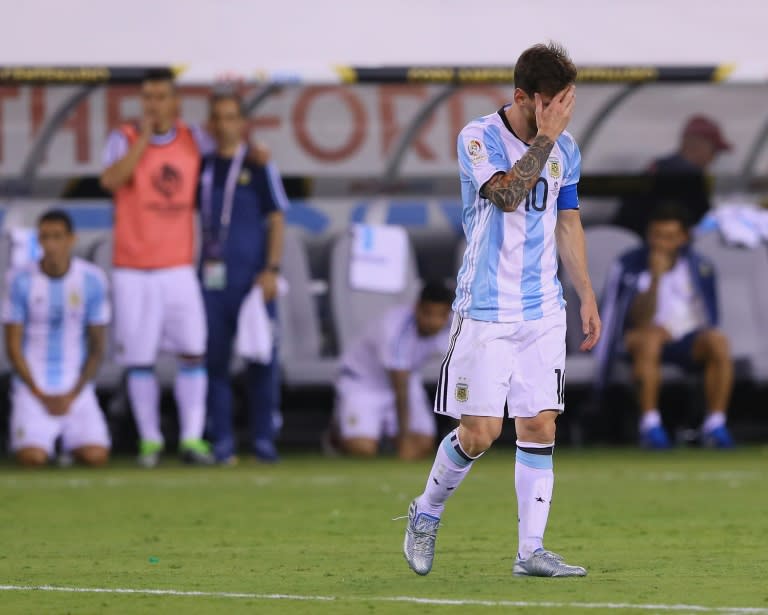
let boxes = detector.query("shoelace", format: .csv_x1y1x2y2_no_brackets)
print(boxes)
410,527,438,554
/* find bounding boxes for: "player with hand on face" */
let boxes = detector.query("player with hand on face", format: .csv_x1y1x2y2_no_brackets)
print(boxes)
402,43,600,578
100,70,214,467
612,204,733,449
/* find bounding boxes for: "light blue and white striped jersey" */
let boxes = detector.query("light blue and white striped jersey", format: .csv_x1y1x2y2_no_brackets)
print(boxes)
454,105,581,323
1,258,111,394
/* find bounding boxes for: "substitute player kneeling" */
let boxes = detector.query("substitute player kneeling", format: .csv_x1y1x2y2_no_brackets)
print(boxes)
334,283,452,460
2,211,111,467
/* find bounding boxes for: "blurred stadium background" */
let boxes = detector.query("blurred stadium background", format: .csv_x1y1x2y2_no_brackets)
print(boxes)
1,2,768,613
2,0,768,450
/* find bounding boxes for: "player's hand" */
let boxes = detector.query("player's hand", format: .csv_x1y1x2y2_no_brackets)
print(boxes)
649,249,674,278
41,393,76,416
579,297,602,352
139,113,155,141
255,270,279,302
535,84,575,142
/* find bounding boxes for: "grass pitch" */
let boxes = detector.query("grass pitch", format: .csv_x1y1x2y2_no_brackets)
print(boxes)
0,447,767,614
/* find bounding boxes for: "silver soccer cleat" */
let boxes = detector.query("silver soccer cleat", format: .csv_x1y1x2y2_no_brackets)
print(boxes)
403,500,440,575
513,549,587,577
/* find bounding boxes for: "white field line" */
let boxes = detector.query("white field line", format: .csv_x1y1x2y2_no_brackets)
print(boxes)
0,585,766,613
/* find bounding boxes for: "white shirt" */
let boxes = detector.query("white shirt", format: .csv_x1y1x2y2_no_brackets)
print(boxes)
1,258,111,394
338,305,450,390
454,106,581,323
637,257,707,340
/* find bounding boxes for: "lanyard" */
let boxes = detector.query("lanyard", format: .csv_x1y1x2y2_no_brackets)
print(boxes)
200,143,247,252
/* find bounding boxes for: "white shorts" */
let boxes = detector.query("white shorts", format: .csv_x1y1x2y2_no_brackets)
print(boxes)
434,310,567,420
10,382,111,455
335,375,436,440
113,266,207,365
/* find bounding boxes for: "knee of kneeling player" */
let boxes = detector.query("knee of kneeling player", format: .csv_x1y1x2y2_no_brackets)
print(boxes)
341,439,378,457
77,447,110,466
17,448,48,467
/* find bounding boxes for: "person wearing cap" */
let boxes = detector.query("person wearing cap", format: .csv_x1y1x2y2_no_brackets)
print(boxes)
200,91,289,464
615,115,732,236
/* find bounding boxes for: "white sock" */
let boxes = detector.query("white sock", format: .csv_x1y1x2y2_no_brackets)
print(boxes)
515,440,555,560
701,411,726,433
175,363,208,442
415,429,481,518
640,409,662,433
127,368,162,444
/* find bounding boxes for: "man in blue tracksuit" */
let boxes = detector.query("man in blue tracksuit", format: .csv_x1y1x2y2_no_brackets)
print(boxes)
199,91,289,463
596,203,733,449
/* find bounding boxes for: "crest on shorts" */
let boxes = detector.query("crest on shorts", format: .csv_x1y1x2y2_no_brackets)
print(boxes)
466,139,487,165
455,382,469,403
548,158,561,179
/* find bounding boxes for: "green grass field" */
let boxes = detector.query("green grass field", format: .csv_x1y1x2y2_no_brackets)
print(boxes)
0,447,767,614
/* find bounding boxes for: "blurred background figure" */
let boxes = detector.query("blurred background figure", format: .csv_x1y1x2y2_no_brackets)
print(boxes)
100,70,213,467
2,210,111,467
615,115,732,236
331,282,453,460
201,91,289,464
599,204,734,449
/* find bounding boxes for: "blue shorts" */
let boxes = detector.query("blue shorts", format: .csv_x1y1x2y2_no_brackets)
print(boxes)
661,329,703,369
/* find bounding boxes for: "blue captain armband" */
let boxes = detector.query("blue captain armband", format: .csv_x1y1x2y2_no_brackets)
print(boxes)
556,184,579,210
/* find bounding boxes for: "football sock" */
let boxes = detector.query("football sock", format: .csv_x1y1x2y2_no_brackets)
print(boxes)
516,440,555,560
127,367,162,444
416,428,482,518
701,411,726,433
175,363,208,442
640,409,662,433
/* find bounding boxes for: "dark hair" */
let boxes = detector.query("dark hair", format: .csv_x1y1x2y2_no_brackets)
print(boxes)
209,88,245,117
514,42,577,97
648,201,691,230
38,209,74,233
143,68,175,84
419,281,453,305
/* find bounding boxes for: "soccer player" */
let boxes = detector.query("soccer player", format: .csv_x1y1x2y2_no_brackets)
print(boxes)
601,203,733,449
100,69,213,466
402,43,601,578
334,282,453,460
2,210,111,467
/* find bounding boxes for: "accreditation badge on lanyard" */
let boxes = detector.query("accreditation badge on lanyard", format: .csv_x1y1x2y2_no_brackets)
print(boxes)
200,144,247,290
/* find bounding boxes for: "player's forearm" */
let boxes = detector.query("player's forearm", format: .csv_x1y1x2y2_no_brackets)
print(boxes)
389,371,411,434
71,329,105,396
556,214,596,305
630,283,659,328
265,212,284,270
99,138,148,192
481,133,555,212
5,328,41,395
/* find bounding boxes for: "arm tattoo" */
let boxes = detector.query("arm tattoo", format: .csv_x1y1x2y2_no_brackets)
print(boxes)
481,135,555,212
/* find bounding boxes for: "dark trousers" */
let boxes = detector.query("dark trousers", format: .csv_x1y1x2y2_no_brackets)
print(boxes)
203,285,280,461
